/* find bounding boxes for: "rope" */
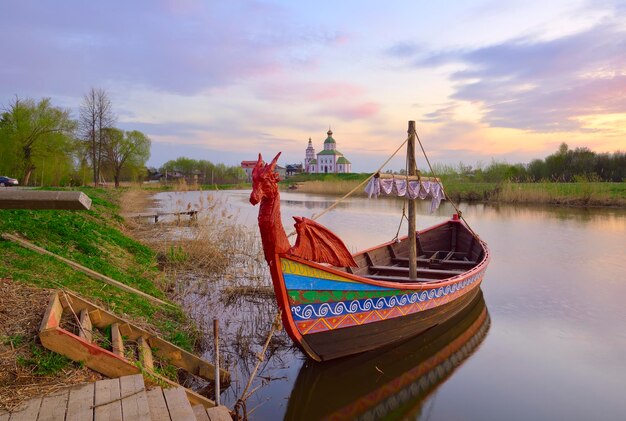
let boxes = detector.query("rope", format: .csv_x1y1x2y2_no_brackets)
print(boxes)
412,128,482,241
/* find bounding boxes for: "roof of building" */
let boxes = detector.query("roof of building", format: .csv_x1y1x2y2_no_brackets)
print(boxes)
318,149,343,156
323,129,336,144
309,159,317,164
241,161,258,167
336,157,351,164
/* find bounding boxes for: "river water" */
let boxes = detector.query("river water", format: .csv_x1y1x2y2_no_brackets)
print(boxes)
153,190,626,421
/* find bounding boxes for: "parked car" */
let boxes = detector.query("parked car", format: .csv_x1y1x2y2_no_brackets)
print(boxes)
0,176,19,187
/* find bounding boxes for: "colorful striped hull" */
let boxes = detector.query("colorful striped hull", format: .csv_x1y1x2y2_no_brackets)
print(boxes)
274,252,488,361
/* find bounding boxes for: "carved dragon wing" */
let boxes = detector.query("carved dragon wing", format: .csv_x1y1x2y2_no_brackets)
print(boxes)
289,217,357,268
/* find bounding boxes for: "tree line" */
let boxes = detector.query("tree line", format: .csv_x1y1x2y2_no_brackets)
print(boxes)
0,88,150,187
155,157,246,185
431,143,626,183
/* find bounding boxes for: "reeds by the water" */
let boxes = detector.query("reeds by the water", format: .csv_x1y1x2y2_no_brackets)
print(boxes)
126,188,293,406
293,179,626,206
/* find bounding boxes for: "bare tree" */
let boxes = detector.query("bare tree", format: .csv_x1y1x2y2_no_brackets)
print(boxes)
79,88,114,186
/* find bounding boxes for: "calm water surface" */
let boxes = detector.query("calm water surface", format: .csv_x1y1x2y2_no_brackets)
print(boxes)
154,190,626,420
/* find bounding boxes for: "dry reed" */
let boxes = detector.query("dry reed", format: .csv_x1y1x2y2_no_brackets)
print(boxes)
293,180,368,196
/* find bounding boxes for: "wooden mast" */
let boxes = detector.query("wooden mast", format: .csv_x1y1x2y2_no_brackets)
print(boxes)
407,121,418,280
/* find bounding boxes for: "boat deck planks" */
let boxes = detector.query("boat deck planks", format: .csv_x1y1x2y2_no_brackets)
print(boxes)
1,375,233,420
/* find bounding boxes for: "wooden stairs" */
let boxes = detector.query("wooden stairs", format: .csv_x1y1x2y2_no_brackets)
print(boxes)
38,290,229,410
0,374,232,421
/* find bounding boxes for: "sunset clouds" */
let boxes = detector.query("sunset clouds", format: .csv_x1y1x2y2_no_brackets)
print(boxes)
1,0,624,170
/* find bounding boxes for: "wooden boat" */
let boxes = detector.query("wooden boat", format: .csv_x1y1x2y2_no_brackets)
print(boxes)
285,289,490,420
250,124,490,361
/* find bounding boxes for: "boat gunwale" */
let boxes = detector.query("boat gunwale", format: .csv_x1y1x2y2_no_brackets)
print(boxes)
278,219,490,291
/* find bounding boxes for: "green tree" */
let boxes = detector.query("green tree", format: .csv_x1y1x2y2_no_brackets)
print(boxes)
0,97,76,185
104,128,151,187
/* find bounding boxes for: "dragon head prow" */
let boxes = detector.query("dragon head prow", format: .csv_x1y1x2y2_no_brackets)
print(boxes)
250,152,281,206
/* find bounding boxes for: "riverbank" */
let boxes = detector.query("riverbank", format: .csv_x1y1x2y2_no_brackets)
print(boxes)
0,187,199,411
287,178,626,207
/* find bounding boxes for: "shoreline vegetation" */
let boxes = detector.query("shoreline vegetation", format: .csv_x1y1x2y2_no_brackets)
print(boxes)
0,185,277,411
0,187,205,410
280,174,626,207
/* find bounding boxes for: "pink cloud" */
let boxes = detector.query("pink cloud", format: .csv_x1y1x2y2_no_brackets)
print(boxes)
254,81,368,103
307,83,366,101
320,102,381,120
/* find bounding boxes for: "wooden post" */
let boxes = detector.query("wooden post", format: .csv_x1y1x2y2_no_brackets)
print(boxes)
407,121,418,280
213,319,220,406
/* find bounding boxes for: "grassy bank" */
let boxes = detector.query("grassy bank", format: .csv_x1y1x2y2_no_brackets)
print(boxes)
290,177,626,207
0,187,201,409
0,187,194,345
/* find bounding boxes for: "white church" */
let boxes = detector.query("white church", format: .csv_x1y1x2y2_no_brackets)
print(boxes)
304,129,352,174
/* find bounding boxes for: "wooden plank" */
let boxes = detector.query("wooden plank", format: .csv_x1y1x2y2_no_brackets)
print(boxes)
39,327,141,379
66,382,94,421
37,389,70,421
79,309,93,343
392,256,477,268
192,405,210,421
110,323,124,358
205,406,232,421
145,388,170,421
162,387,195,421
370,265,464,277
137,337,154,370
364,274,433,283
1,234,172,308
376,173,440,182
119,375,150,421
39,292,63,331
148,336,230,384
9,397,42,421
94,378,122,421
0,411,9,421
0,190,92,210
142,373,216,409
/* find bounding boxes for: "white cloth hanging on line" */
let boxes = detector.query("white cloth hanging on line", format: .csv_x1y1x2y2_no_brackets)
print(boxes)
364,177,445,213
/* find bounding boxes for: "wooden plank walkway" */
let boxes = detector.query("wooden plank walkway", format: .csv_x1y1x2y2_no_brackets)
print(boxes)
0,375,232,421
122,211,198,223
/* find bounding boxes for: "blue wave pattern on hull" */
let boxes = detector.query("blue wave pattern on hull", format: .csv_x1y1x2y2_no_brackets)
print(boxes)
290,271,483,321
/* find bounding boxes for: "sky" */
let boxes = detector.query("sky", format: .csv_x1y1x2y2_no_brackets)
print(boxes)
1,0,625,172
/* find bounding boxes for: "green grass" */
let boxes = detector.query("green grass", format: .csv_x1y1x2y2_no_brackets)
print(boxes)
0,187,197,351
17,345,73,375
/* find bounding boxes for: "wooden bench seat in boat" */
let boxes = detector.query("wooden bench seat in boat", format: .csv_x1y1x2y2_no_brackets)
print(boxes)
392,256,477,269
369,265,465,278
364,274,434,283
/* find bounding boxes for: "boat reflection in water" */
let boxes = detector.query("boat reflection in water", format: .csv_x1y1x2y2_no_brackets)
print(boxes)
285,290,490,420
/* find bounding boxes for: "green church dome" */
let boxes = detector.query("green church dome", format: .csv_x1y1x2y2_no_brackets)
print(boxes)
324,129,336,144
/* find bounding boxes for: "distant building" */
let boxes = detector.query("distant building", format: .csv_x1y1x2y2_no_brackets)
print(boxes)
241,160,257,182
242,160,287,181
305,129,352,174
285,163,304,177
